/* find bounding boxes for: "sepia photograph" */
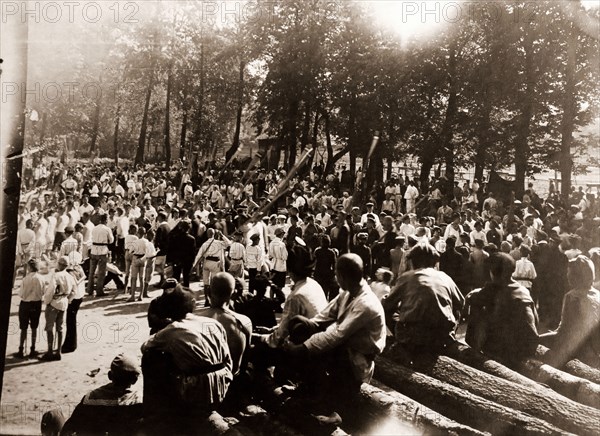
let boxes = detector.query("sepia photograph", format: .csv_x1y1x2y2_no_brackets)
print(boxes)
1,1,599,434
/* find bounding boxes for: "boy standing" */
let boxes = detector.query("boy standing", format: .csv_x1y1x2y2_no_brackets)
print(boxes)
16,259,48,358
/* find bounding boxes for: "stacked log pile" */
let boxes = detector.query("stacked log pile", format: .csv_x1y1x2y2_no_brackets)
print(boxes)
207,343,600,435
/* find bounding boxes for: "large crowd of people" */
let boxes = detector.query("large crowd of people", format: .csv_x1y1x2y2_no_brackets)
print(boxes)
13,157,600,435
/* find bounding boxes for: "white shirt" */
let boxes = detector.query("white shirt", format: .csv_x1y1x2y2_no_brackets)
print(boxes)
304,281,387,383
268,237,288,272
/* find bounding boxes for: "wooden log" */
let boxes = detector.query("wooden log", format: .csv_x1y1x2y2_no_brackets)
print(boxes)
374,357,572,435
536,345,600,385
517,357,600,409
361,381,489,436
383,348,600,436
443,342,542,390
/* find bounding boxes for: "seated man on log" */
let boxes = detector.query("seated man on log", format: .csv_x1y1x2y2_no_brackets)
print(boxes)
466,252,539,366
382,243,465,354
141,287,233,435
252,242,327,347
60,353,143,435
282,253,387,403
540,255,600,368
197,272,253,377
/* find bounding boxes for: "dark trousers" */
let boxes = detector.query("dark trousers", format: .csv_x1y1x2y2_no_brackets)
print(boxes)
115,238,125,270
272,271,286,288
248,268,258,294
62,298,82,352
172,262,192,287
104,271,125,289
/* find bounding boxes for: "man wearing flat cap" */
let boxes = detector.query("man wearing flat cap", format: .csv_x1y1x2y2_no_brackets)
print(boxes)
61,353,142,435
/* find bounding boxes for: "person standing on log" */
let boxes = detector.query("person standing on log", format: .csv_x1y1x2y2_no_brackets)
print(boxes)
382,243,464,353
465,253,539,365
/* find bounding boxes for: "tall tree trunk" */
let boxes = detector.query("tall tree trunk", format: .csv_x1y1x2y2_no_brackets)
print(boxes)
113,101,121,166
514,24,534,199
475,86,493,183
440,41,458,188
419,153,436,191
226,60,245,162
192,34,205,159
560,18,577,202
287,100,298,168
164,67,173,167
39,112,47,145
180,107,188,161
305,112,320,172
135,72,154,165
300,101,311,152
89,76,102,154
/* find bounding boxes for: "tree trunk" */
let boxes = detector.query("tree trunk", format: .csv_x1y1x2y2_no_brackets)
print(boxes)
383,347,600,435
443,342,541,390
192,34,205,159
514,23,534,199
440,41,458,187
89,77,102,154
287,100,299,168
324,112,334,174
300,101,311,152
537,345,600,385
113,102,121,166
163,67,173,167
560,19,576,201
419,153,436,192
517,358,600,409
180,108,188,161
226,60,245,162
39,111,47,145
135,72,154,165
474,96,492,183
375,357,572,435
362,381,486,436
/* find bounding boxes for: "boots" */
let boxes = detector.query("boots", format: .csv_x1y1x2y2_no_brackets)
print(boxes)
40,331,54,361
142,283,149,299
29,328,38,357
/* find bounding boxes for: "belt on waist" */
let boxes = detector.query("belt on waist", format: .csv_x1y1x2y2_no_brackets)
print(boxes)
93,242,109,246
206,256,220,261
183,362,226,376
134,254,145,257
230,257,243,261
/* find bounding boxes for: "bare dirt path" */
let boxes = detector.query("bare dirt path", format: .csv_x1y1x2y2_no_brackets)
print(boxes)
1,276,204,435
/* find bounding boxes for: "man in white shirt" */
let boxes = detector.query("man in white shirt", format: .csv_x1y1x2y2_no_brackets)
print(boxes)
404,182,419,214
88,213,114,297
193,229,231,299
78,195,94,217
269,227,288,288
282,253,386,400
42,256,76,361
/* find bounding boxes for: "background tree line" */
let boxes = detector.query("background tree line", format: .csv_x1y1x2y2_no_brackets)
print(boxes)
25,0,599,199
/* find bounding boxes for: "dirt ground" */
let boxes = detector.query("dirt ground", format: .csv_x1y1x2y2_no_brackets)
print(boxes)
0,274,205,436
